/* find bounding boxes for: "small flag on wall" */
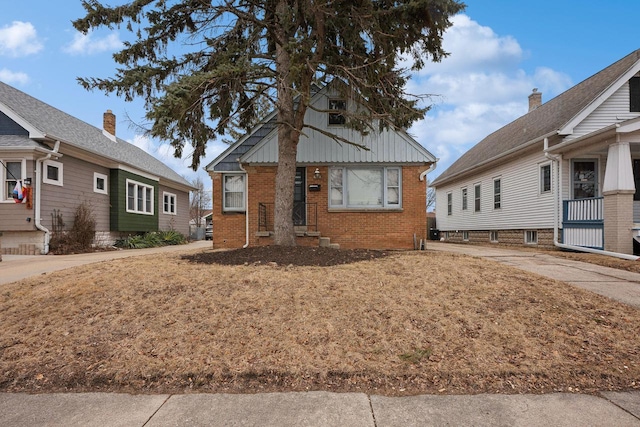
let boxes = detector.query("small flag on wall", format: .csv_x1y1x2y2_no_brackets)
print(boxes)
12,181,24,203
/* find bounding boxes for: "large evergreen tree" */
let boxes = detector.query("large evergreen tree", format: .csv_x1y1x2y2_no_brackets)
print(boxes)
74,0,465,246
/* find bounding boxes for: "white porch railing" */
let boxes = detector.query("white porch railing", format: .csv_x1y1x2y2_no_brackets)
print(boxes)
562,197,604,249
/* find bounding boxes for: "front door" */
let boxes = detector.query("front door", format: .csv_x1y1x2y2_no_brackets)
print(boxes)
293,167,306,226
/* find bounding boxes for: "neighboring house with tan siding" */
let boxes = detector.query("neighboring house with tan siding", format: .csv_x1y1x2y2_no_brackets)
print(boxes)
205,83,437,250
432,49,640,255
0,81,193,255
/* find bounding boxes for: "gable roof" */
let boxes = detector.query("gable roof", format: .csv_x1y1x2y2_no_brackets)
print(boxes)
206,83,436,171
0,81,192,189
432,49,640,187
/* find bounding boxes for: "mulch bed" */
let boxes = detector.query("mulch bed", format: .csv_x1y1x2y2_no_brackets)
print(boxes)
183,245,392,267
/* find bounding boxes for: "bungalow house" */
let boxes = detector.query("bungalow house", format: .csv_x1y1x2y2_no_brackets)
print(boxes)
205,84,437,250
432,49,640,256
0,81,193,255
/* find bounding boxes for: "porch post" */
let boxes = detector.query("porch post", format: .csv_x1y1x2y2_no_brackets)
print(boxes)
602,141,635,254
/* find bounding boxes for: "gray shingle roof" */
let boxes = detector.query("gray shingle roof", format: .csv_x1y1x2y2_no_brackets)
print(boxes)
0,81,192,188
432,49,640,187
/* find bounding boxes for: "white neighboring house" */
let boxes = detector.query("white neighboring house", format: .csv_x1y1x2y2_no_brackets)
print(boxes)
432,49,640,255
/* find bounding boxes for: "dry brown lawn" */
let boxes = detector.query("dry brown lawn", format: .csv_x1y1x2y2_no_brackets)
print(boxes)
1,247,639,396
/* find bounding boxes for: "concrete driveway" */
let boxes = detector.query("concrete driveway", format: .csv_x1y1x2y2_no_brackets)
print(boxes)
0,240,212,286
428,241,640,309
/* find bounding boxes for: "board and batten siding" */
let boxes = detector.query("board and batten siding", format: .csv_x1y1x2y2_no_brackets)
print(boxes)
158,184,190,236
39,155,111,233
436,150,556,232
570,82,640,140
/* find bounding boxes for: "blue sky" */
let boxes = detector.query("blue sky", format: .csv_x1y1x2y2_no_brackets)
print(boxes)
1,1,639,187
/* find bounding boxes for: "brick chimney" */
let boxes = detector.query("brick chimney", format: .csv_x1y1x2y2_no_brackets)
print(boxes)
103,109,116,136
528,88,542,112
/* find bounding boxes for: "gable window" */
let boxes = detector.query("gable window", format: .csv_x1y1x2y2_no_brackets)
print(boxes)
94,172,108,195
223,174,245,211
447,192,452,215
540,164,551,193
329,167,402,209
461,187,468,210
126,179,154,215
474,183,481,212
1,159,25,202
572,160,598,199
630,77,640,112
42,159,63,186
163,192,177,215
493,178,501,209
328,99,346,125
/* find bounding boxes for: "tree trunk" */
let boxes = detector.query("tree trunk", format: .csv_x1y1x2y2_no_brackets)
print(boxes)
273,127,298,246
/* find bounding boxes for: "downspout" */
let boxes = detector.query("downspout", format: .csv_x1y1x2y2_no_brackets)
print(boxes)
544,138,640,261
237,161,250,248
419,161,437,182
34,140,61,254
420,162,438,249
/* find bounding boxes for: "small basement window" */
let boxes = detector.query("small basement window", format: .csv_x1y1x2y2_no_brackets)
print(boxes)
490,231,498,242
525,230,538,245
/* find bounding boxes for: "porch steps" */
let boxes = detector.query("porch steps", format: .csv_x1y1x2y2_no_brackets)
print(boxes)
319,237,340,250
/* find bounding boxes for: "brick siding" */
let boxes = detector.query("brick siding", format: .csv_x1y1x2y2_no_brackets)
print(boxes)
442,228,556,250
211,165,428,250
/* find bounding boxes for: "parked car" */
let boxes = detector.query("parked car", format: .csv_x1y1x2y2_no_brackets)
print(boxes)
205,224,213,240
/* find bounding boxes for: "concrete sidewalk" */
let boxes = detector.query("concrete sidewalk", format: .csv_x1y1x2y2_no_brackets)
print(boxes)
0,391,639,426
427,241,640,309
0,240,212,286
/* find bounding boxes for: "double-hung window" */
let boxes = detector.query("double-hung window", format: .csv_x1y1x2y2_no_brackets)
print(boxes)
447,192,452,215
223,174,245,211
126,179,154,215
493,178,501,209
474,184,481,212
163,192,177,215
1,159,25,202
329,167,401,209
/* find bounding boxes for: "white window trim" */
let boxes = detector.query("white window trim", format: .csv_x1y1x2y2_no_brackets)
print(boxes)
126,178,154,215
539,162,552,194
447,192,452,215
462,231,469,241
525,230,538,245
493,177,501,210
490,231,499,243
329,166,402,209
328,98,347,126
474,183,481,212
42,159,63,187
1,158,26,203
94,172,108,195
223,173,246,212
163,191,177,215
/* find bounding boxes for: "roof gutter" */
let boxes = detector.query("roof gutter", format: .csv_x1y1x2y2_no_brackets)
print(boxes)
544,137,640,261
35,140,61,254
433,130,558,187
546,123,618,154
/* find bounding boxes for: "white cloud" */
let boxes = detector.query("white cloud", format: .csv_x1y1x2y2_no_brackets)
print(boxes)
63,31,122,55
0,21,43,57
0,68,29,85
407,14,573,176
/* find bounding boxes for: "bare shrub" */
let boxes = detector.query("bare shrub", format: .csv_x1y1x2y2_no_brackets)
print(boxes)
49,202,96,254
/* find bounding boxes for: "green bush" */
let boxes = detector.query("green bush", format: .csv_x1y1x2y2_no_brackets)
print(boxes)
115,230,187,249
